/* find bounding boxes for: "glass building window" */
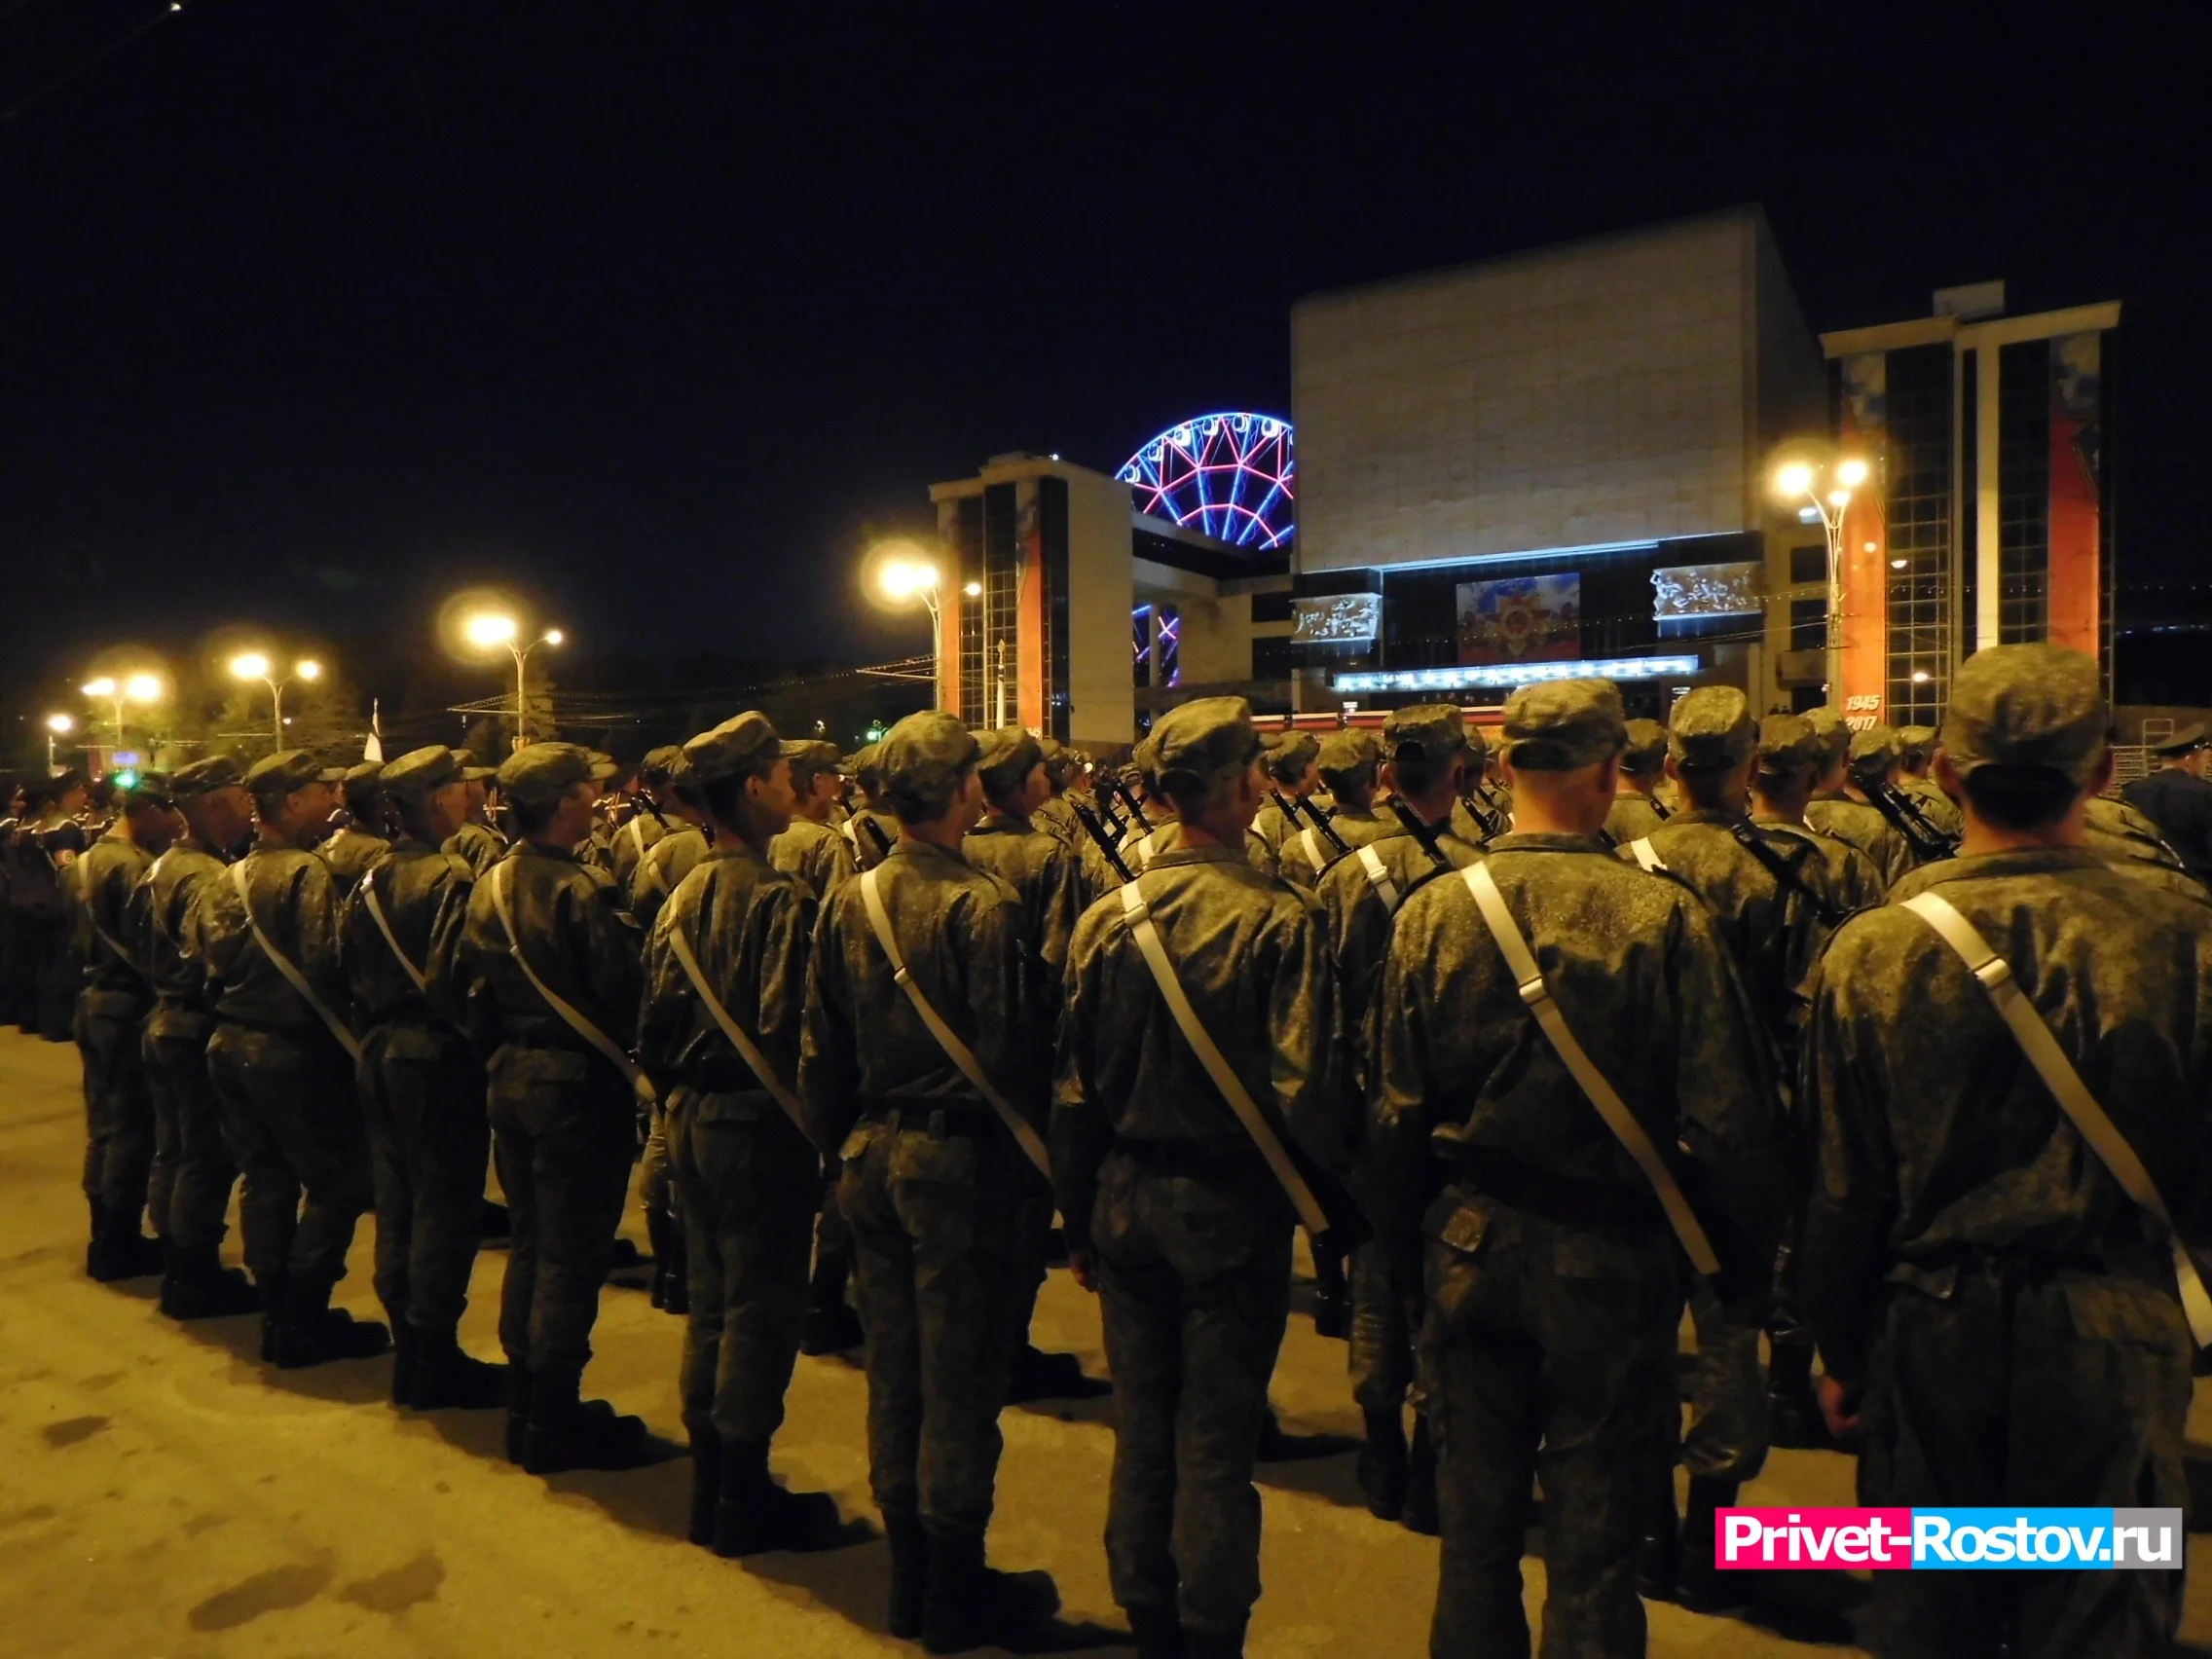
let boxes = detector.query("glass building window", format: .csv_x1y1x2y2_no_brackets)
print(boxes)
1789,597,1827,652
1788,543,1827,586
1882,344,1953,725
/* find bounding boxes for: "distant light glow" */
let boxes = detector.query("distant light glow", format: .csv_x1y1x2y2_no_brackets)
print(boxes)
1773,462,1815,498
124,673,163,703
294,660,321,682
1119,411,1295,550
1334,655,1701,694
963,581,982,598
1835,458,1870,488
465,613,520,648
542,629,564,646
228,653,271,681
82,677,117,698
46,714,73,734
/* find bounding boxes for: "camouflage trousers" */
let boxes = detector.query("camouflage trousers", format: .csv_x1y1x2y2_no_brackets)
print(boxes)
1678,1271,1769,1483
485,1045,635,1391
74,990,156,1212
1859,1260,2191,1659
205,1023,374,1291
1350,1234,1425,1414
1092,1154,1293,1638
357,1022,490,1332
839,1109,1024,1535
142,1012,237,1251
30,915,74,1042
667,1088,818,1446
1008,1161,1056,1351
1421,1191,1677,1659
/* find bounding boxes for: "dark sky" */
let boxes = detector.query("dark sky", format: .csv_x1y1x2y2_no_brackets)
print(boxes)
4,1,2205,724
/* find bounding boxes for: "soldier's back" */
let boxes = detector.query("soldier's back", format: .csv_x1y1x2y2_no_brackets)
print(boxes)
1807,795,1913,887
320,826,391,897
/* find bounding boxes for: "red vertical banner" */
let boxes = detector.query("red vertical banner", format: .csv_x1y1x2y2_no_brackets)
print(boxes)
938,589,962,718
1837,352,1890,709
2046,332,2102,657
1015,485,1046,731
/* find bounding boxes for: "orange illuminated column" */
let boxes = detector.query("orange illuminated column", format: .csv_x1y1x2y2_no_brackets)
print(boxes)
1835,351,1889,709
938,588,962,718
2046,332,2102,656
1017,494,1046,731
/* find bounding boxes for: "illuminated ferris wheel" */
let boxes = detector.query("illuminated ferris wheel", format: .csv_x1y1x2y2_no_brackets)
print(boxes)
1117,411,1295,550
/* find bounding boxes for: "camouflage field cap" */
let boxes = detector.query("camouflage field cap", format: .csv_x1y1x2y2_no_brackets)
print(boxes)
683,713,804,785
785,739,845,791
1802,706,1852,764
974,727,1045,798
343,760,385,787
1939,644,2107,785
120,771,175,811
244,750,346,794
1150,696,1264,793
1754,715,1824,773
1620,718,1669,776
638,745,686,788
380,745,463,799
1847,722,1899,777
1263,729,1319,782
171,755,248,798
1499,679,1627,771
877,711,981,800
451,749,498,783
497,742,617,808
1668,686,1755,770
1897,724,1938,763
1315,726,1382,782
1382,704,1469,769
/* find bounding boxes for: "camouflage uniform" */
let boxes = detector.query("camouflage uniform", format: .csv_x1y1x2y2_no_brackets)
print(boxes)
1603,719,1671,845
1799,646,2212,1659
195,754,381,1359
769,815,857,904
1054,699,1343,1649
630,824,709,933
1895,724,1965,843
457,746,643,1447
133,834,235,1249
1244,731,1319,881
800,711,1046,1643
320,766,390,899
340,748,490,1387
1369,681,1792,1659
637,715,823,1550
610,797,672,898
72,823,159,1254
444,818,508,879
14,803,87,1040
2085,793,2195,879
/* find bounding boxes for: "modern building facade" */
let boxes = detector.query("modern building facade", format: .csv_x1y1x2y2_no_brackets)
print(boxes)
1820,282,2119,727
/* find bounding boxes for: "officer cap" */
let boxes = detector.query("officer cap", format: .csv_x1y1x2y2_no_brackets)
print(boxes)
2151,722,2207,757
1149,696,1264,794
1668,687,1755,770
1802,706,1852,763
1897,724,1938,762
343,760,384,787
638,745,686,788
1263,730,1319,783
380,745,463,799
877,711,980,800
1755,715,1823,774
497,742,617,808
975,727,1045,799
1315,726,1382,781
1499,679,1627,771
1939,645,2108,785
683,713,803,785
1847,722,1899,776
244,750,346,795
171,755,249,798
1382,704,1469,770
1621,719,1668,776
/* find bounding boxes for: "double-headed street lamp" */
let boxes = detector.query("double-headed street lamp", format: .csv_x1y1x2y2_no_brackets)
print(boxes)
81,673,163,767
464,613,562,751
228,652,321,749
871,546,946,711
1772,455,1870,699
45,714,74,775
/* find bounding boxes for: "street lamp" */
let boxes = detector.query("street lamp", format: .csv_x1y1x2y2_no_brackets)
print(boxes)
81,672,162,765
1770,455,1871,700
871,547,943,710
228,652,322,749
464,613,563,751
44,714,73,775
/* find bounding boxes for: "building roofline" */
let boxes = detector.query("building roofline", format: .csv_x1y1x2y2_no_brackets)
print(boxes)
1821,299,2121,358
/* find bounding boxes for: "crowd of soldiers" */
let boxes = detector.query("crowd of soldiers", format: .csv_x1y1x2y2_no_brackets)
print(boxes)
3,638,2211,1659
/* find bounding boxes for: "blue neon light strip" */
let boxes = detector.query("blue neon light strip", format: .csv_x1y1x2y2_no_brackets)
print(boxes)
1333,655,1701,693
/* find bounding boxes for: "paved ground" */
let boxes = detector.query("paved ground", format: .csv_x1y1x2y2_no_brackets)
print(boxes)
3,1026,2209,1657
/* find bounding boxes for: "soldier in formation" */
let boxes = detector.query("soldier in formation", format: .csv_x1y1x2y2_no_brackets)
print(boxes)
320,759,391,896
1603,717,1671,842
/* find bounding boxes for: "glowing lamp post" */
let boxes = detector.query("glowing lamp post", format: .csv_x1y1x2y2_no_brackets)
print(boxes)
44,714,73,775
872,550,944,711
1771,456,1869,699
464,613,563,751
229,653,321,749
81,672,163,768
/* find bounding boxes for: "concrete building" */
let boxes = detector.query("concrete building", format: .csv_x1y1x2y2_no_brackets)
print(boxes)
1288,206,1828,719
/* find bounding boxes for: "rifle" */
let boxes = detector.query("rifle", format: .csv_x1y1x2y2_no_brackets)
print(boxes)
1072,801,1135,885
1093,791,1127,838
1864,781,1958,865
1292,793,1353,860
859,814,895,861
1460,783,1509,841
1387,799,1455,872
1108,778,1153,834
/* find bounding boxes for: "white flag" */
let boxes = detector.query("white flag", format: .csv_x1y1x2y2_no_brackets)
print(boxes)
364,698,385,764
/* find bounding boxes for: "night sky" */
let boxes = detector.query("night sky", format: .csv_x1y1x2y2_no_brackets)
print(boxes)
4,2,2205,732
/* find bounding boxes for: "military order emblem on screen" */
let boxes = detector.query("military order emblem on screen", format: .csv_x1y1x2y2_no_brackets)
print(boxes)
1716,1509,2185,1571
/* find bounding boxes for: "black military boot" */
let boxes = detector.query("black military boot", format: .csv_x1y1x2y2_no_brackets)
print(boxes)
1637,1472,1680,1602
1007,1344,1112,1403
920,1528,1059,1654
257,1270,291,1363
711,1437,842,1557
408,1324,509,1411
163,1235,260,1319
1673,1476,1745,1612
660,1209,688,1316
1356,1406,1409,1520
686,1427,721,1548
1765,1333,1830,1448
800,1253,864,1354
1310,1247,1349,1339
270,1279,392,1369
1400,1411,1439,1535
883,1508,928,1640
388,1314,418,1407
85,1196,103,1274
1127,1604,1185,1659
478,1198,512,1243
505,1365,533,1464
522,1374,647,1475
89,1202,163,1281
1181,1624,1247,1659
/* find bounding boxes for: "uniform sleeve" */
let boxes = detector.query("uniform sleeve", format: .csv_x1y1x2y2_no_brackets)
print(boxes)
424,865,474,1029
579,875,644,1041
635,895,688,1091
1050,910,1114,1254
1364,902,1438,1243
1272,896,1346,1175
811,829,856,903
798,895,863,1157
1034,840,1082,1000
756,881,815,1088
1792,942,1899,1388
969,888,1047,1124
293,857,348,1009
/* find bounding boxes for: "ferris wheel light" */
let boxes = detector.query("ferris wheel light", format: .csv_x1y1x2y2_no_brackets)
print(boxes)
1117,411,1297,551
